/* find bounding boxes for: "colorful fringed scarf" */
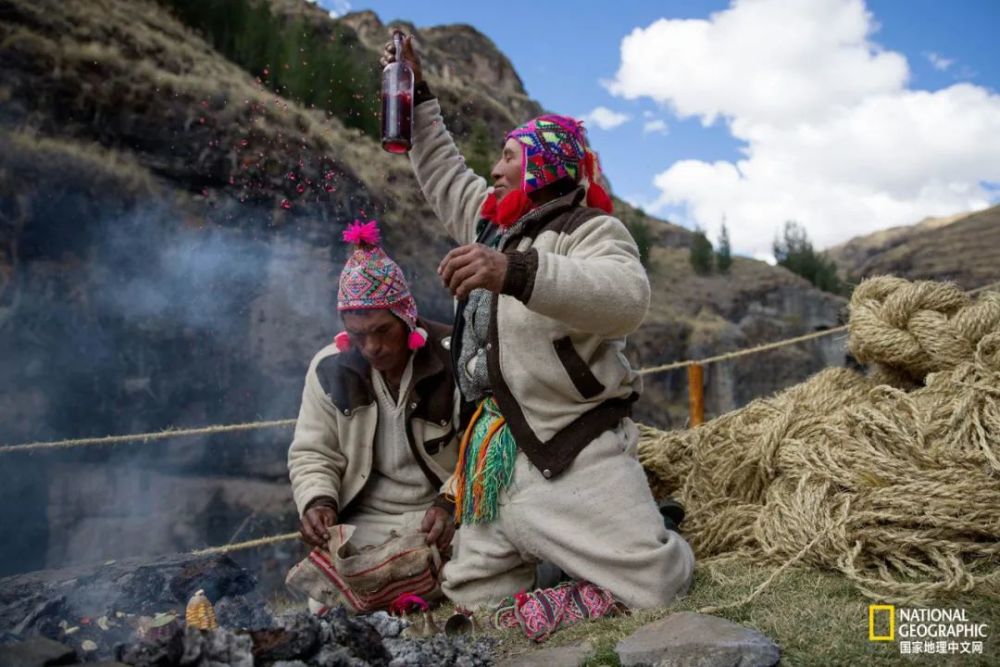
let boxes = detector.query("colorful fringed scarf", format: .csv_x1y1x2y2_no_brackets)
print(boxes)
453,397,518,525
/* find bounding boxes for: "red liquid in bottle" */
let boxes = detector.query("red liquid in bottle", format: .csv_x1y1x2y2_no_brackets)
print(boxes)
381,91,412,153
381,30,414,154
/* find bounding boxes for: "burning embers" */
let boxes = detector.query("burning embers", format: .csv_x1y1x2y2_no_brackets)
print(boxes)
0,552,495,666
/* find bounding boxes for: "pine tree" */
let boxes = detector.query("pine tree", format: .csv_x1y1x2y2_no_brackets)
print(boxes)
689,226,714,275
716,221,732,274
773,221,843,294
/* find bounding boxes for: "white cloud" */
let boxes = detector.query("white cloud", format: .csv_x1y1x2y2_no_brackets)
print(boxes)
925,51,955,71
606,0,1000,257
643,119,669,134
582,106,631,130
315,0,352,18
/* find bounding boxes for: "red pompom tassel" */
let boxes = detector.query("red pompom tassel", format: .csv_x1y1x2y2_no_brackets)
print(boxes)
334,331,350,351
495,188,532,228
584,151,597,180
586,182,614,214
407,327,428,350
480,192,497,221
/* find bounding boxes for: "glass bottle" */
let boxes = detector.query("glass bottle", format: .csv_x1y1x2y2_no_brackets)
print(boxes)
381,30,414,154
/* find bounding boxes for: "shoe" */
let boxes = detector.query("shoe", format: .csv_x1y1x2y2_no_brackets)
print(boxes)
658,498,685,532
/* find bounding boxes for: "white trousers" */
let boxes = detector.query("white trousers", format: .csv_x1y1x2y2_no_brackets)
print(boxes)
441,419,695,609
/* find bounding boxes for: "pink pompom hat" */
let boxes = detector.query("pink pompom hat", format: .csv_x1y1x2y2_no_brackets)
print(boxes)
335,220,427,352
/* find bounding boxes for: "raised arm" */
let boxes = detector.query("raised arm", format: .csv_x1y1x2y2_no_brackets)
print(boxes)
381,34,488,245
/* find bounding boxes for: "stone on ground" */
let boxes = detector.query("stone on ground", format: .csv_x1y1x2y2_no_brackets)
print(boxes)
616,612,780,667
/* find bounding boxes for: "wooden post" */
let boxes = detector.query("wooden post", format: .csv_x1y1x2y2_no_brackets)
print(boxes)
688,363,704,427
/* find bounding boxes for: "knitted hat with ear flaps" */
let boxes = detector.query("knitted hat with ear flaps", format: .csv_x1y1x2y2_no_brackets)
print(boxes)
479,114,613,227
335,220,427,352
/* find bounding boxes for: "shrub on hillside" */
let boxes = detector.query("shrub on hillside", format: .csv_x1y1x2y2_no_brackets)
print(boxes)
773,221,843,294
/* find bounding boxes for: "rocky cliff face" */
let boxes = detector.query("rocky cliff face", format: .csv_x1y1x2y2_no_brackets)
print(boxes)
0,0,843,579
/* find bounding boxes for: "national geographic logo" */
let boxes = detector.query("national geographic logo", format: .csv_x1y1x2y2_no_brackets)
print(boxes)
870,604,895,641
869,605,989,656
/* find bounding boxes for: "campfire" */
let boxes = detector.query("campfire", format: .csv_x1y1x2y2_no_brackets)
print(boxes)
0,552,494,666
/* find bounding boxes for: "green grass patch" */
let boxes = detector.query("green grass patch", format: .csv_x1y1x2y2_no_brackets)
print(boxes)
493,560,999,666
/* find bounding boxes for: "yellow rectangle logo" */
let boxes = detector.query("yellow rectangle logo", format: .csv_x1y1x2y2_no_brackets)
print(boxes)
869,604,895,641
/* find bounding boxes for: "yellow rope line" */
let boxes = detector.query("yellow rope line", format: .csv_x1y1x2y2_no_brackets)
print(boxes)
639,280,1000,377
967,279,1000,295
638,325,849,376
182,278,1000,567
190,531,300,556
0,419,296,454
4,281,997,455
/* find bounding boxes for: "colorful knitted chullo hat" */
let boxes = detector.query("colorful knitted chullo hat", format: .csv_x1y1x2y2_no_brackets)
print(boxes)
480,113,613,227
335,220,427,351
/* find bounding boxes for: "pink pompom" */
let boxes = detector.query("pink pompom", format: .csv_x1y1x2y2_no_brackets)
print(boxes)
342,219,381,247
407,327,428,350
334,331,350,351
389,593,429,615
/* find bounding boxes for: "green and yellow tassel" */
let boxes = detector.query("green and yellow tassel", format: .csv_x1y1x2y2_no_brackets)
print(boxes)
454,397,518,525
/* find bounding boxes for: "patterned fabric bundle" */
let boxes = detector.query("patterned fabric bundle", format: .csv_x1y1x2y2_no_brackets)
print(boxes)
493,580,623,642
453,397,518,525
285,524,442,614
335,219,427,350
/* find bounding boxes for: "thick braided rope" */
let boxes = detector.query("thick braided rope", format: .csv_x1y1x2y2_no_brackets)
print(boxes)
640,276,1000,605
849,277,1000,381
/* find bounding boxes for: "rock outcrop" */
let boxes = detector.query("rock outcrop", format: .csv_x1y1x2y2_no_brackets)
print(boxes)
0,0,843,579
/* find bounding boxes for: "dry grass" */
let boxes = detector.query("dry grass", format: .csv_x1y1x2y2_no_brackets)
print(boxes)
828,205,1000,291
2,129,157,197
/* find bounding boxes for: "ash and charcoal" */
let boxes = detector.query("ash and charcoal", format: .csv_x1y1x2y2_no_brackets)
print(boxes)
117,608,494,667
0,553,495,666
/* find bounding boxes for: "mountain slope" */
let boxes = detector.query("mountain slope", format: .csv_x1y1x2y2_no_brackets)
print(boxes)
827,205,1000,290
0,0,843,574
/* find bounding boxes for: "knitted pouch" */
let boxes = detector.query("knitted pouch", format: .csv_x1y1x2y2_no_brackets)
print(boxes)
492,580,624,642
285,524,442,614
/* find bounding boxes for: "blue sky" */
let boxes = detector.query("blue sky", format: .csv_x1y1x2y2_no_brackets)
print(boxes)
318,0,1000,258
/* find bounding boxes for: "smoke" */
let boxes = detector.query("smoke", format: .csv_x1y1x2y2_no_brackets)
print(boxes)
92,208,271,338
0,196,347,576
0,142,452,580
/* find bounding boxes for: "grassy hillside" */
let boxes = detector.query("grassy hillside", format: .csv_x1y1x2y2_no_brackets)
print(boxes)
828,204,1000,291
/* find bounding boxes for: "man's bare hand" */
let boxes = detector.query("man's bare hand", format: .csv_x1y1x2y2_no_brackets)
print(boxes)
380,32,423,84
420,506,455,551
438,244,508,300
300,505,337,548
